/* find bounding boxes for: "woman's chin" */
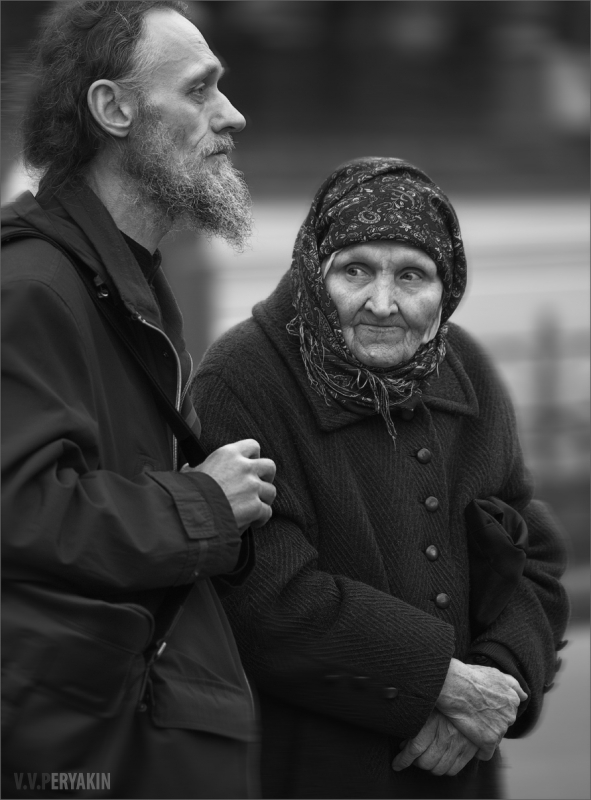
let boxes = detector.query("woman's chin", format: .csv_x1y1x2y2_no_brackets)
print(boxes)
354,348,407,369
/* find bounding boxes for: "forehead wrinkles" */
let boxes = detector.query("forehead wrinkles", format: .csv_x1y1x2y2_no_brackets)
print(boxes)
334,242,434,269
139,9,215,87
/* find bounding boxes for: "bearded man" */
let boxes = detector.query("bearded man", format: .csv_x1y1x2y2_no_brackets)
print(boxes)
1,2,276,798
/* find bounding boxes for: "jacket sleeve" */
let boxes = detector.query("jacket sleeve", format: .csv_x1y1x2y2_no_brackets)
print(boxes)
1,273,242,595
194,372,456,742
465,352,570,737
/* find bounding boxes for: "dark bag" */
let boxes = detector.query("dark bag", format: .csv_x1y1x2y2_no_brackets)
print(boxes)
1,232,209,797
465,496,529,636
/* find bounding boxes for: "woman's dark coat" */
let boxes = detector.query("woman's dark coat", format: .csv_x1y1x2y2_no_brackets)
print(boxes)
2,186,258,799
193,274,570,799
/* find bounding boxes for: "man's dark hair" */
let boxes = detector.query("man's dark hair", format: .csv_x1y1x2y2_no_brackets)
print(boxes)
22,0,189,193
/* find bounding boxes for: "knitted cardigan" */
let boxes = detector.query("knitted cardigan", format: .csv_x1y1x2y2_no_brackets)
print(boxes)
193,273,569,800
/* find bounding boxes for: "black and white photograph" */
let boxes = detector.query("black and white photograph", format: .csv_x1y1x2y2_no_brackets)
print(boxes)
1,2,589,799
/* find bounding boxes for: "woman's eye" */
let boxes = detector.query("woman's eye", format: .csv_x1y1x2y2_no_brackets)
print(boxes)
345,265,367,278
401,270,422,281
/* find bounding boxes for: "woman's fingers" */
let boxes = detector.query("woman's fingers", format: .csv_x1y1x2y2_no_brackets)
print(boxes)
392,713,438,771
436,659,524,753
394,711,479,776
425,731,478,776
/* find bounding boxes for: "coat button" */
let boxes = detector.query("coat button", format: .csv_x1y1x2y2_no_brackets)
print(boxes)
352,675,370,689
543,681,555,693
556,639,568,651
555,656,563,671
435,593,451,609
163,350,170,358
416,448,432,464
425,545,439,561
383,686,399,699
400,408,414,421
424,496,439,512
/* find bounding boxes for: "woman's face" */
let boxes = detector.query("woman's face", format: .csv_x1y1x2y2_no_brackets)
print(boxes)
325,240,444,368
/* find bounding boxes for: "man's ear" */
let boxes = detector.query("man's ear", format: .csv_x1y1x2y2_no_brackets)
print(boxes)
87,80,135,138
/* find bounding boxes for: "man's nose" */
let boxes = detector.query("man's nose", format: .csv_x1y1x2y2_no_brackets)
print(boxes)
212,92,246,134
365,280,398,317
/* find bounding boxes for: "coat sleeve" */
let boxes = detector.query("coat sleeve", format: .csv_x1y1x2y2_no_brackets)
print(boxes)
464,345,570,737
467,495,570,737
194,372,457,741
1,273,242,595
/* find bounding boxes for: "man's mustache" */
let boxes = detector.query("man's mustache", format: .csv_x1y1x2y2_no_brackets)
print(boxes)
200,136,236,158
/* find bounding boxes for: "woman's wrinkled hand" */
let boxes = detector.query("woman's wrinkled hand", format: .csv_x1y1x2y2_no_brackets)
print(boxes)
392,710,478,776
435,658,528,760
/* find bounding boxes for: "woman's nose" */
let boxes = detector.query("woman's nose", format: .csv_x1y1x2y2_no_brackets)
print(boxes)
365,281,398,317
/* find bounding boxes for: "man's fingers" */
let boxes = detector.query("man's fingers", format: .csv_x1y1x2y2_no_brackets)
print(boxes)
232,438,261,458
250,503,273,529
254,457,277,482
258,480,277,506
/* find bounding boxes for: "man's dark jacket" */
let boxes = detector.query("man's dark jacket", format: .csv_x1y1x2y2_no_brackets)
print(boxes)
1,184,258,799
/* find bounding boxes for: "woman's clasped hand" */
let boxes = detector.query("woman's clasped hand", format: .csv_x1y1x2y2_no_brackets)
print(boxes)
392,657,528,774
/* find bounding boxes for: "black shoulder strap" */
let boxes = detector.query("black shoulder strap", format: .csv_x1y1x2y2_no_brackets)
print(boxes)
2,230,207,467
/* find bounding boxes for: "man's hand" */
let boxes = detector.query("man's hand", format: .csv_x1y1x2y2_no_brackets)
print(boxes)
435,658,528,760
183,439,276,533
392,710,478,776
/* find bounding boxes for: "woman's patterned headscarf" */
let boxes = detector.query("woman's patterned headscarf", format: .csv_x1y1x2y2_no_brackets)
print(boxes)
287,157,467,440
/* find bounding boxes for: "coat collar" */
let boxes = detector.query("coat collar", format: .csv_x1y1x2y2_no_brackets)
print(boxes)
253,273,479,434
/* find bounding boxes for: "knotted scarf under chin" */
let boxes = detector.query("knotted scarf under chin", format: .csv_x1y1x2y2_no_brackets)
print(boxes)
287,157,468,442
287,311,448,440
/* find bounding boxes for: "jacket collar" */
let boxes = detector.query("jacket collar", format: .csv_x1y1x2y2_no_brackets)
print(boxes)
2,184,192,396
253,273,479,434
49,183,164,327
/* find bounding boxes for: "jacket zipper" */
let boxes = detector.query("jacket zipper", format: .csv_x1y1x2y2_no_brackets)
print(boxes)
180,352,194,411
133,313,182,468
134,314,257,758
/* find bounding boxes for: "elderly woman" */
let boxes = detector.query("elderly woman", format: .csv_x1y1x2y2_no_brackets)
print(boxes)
192,158,569,799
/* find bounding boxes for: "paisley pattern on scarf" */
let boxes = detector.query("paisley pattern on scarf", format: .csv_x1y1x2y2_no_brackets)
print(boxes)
287,157,468,440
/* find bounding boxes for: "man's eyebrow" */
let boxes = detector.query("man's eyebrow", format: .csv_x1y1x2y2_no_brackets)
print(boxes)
184,62,225,86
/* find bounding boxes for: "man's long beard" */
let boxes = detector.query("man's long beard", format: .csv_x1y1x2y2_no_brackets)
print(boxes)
119,102,252,250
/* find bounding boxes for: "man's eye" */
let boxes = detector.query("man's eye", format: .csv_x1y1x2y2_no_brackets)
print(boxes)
191,85,206,99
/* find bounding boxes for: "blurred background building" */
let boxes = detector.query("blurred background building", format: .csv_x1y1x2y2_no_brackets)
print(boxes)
1,2,589,797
